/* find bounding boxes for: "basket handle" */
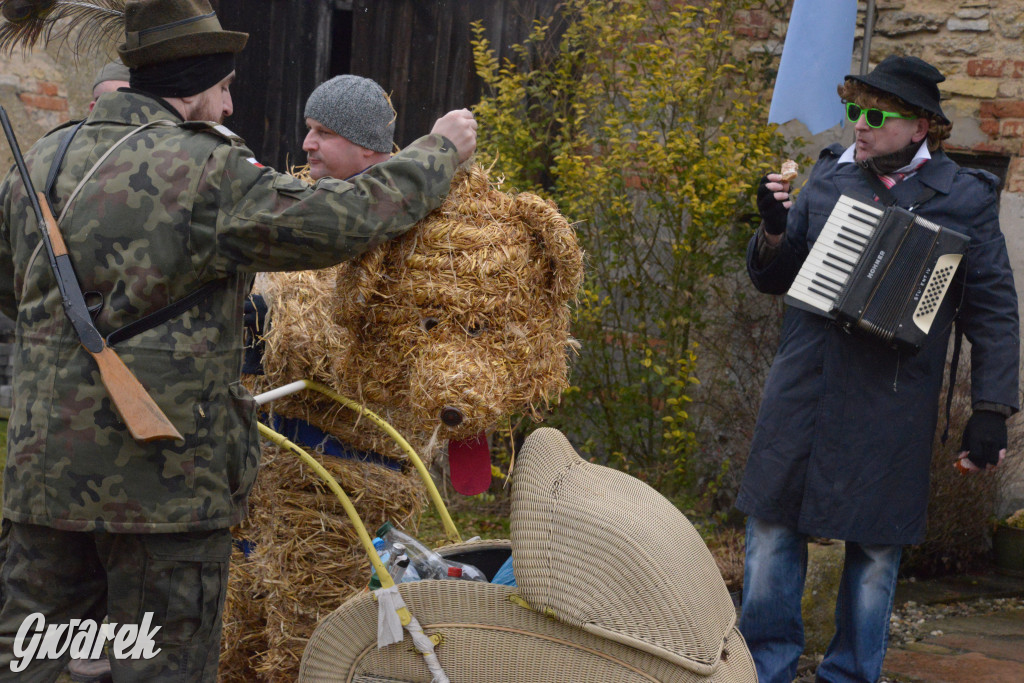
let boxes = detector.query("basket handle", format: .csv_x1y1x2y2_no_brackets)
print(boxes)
254,379,462,544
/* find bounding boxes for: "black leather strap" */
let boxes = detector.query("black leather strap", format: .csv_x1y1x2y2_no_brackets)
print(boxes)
858,164,899,206
107,279,226,346
857,163,938,210
941,323,963,445
41,118,227,348
44,119,87,205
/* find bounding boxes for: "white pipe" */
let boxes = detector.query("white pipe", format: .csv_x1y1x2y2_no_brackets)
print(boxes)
254,379,309,405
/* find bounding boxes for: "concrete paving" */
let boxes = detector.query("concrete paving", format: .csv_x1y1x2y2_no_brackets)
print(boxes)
882,570,1024,683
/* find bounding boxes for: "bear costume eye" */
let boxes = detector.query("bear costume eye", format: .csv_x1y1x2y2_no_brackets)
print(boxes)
419,317,439,332
466,322,486,337
440,406,464,427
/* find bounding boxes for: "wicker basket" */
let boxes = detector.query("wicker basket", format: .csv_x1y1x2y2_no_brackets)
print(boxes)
510,428,739,674
298,427,754,682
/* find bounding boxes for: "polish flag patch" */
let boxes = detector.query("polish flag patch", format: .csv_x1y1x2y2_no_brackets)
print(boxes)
246,157,265,168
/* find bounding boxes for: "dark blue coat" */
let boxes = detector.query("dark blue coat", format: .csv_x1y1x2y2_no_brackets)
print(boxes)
736,146,1020,545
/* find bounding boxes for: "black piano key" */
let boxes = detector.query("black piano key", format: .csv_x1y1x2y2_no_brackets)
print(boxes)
850,205,881,224
820,257,853,274
839,223,872,241
818,272,845,288
825,251,856,269
809,285,837,300
810,277,842,295
834,234,866,253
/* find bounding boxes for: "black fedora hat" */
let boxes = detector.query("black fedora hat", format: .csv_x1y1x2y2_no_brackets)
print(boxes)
118,0,248,69
846,55,949,124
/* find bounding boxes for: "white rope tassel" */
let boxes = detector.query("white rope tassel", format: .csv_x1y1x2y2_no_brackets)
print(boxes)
373,586,450,683
373,586,405,648
405,613,450,683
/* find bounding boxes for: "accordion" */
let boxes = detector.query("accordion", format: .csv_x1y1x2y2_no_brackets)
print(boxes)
784,193,968,353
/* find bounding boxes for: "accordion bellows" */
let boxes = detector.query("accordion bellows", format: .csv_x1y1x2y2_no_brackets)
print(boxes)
510,428,743,675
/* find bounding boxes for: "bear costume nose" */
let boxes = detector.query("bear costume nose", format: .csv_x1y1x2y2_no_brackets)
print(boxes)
440,406,464,427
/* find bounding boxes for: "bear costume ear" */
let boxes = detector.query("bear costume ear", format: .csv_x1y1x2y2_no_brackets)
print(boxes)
514,192,584,309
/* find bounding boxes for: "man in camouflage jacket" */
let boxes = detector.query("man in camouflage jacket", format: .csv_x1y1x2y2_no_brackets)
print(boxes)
0,1,476,680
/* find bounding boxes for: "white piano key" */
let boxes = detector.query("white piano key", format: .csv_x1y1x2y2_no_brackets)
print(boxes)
786,195,884,314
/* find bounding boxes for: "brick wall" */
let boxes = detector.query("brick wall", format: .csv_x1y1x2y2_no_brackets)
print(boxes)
0,49,100,415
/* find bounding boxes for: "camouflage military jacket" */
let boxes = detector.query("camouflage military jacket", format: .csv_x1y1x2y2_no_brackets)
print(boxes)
0,91,457,532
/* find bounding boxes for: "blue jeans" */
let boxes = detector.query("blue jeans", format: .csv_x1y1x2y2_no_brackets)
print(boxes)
738,517,901,683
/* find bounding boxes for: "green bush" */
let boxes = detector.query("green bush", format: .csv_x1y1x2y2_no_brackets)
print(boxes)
471,0,791,503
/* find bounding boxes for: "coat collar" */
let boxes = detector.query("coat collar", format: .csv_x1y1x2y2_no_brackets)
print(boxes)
833,147,957,197
87,89,184,127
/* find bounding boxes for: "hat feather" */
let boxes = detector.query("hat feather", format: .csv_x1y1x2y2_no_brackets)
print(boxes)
0,0,124,57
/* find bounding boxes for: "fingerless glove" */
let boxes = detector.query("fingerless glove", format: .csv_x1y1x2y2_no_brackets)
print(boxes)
960,410,1007,468
756,175,789,235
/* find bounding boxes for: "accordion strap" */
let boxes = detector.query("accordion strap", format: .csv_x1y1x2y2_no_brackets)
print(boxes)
940,323,963,445
859,165,899,205
857,163,937,210
858,163,959,437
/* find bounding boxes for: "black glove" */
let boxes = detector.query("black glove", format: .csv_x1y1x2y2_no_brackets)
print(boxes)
960,410,1007,469
242,294,269,376
756,175,789,235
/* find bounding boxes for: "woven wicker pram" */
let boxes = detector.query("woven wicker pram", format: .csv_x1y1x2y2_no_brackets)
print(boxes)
298,427,756,683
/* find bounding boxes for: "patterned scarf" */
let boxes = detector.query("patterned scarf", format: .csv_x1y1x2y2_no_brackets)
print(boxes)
858,140,927,187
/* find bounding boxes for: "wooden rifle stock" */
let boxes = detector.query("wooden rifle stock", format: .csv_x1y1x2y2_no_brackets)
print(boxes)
35,196,183,443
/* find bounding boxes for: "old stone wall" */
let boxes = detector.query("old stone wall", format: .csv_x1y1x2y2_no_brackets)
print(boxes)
0,47,106,413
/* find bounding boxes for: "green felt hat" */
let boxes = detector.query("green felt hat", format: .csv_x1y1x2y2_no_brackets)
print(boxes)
117,0,248,69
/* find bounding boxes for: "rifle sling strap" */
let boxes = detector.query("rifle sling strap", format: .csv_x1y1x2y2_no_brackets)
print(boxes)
45,119,87,202
43,118,226,347
107,279,226,346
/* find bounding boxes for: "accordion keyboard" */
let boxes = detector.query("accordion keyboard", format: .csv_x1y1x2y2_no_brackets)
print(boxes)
787,194,885,315
784,193,968,352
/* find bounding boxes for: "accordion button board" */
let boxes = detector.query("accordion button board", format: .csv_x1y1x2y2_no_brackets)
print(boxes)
785,193,968,353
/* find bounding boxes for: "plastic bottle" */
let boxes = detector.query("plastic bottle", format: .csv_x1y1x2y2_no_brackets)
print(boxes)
368,536,393,590
391,554,411,582
387,544,421,583
377,521,450,580
442,561,485,581
444,560,487,582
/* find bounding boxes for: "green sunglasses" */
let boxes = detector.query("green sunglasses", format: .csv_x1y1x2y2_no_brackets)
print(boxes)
845,102,916,128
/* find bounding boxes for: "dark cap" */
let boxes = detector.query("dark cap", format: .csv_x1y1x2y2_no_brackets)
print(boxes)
92,60,131,90
846,55,949,124
117,0,248,69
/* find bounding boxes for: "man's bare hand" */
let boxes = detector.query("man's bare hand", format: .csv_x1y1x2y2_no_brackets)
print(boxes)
431,109,477,163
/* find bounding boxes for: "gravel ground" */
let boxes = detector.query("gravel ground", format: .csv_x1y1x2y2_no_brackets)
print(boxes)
887,594,1024,647
793,594,1024,682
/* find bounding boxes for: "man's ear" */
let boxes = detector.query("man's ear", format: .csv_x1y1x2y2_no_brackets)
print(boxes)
912,118,930,143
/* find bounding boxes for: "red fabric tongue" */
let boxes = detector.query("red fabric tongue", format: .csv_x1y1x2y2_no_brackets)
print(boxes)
448,431,491,495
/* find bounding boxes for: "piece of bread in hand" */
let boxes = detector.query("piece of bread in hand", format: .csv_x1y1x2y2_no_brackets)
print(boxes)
780,159,799,182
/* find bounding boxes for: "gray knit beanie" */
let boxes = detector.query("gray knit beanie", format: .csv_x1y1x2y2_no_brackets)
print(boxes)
304,75,395,153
